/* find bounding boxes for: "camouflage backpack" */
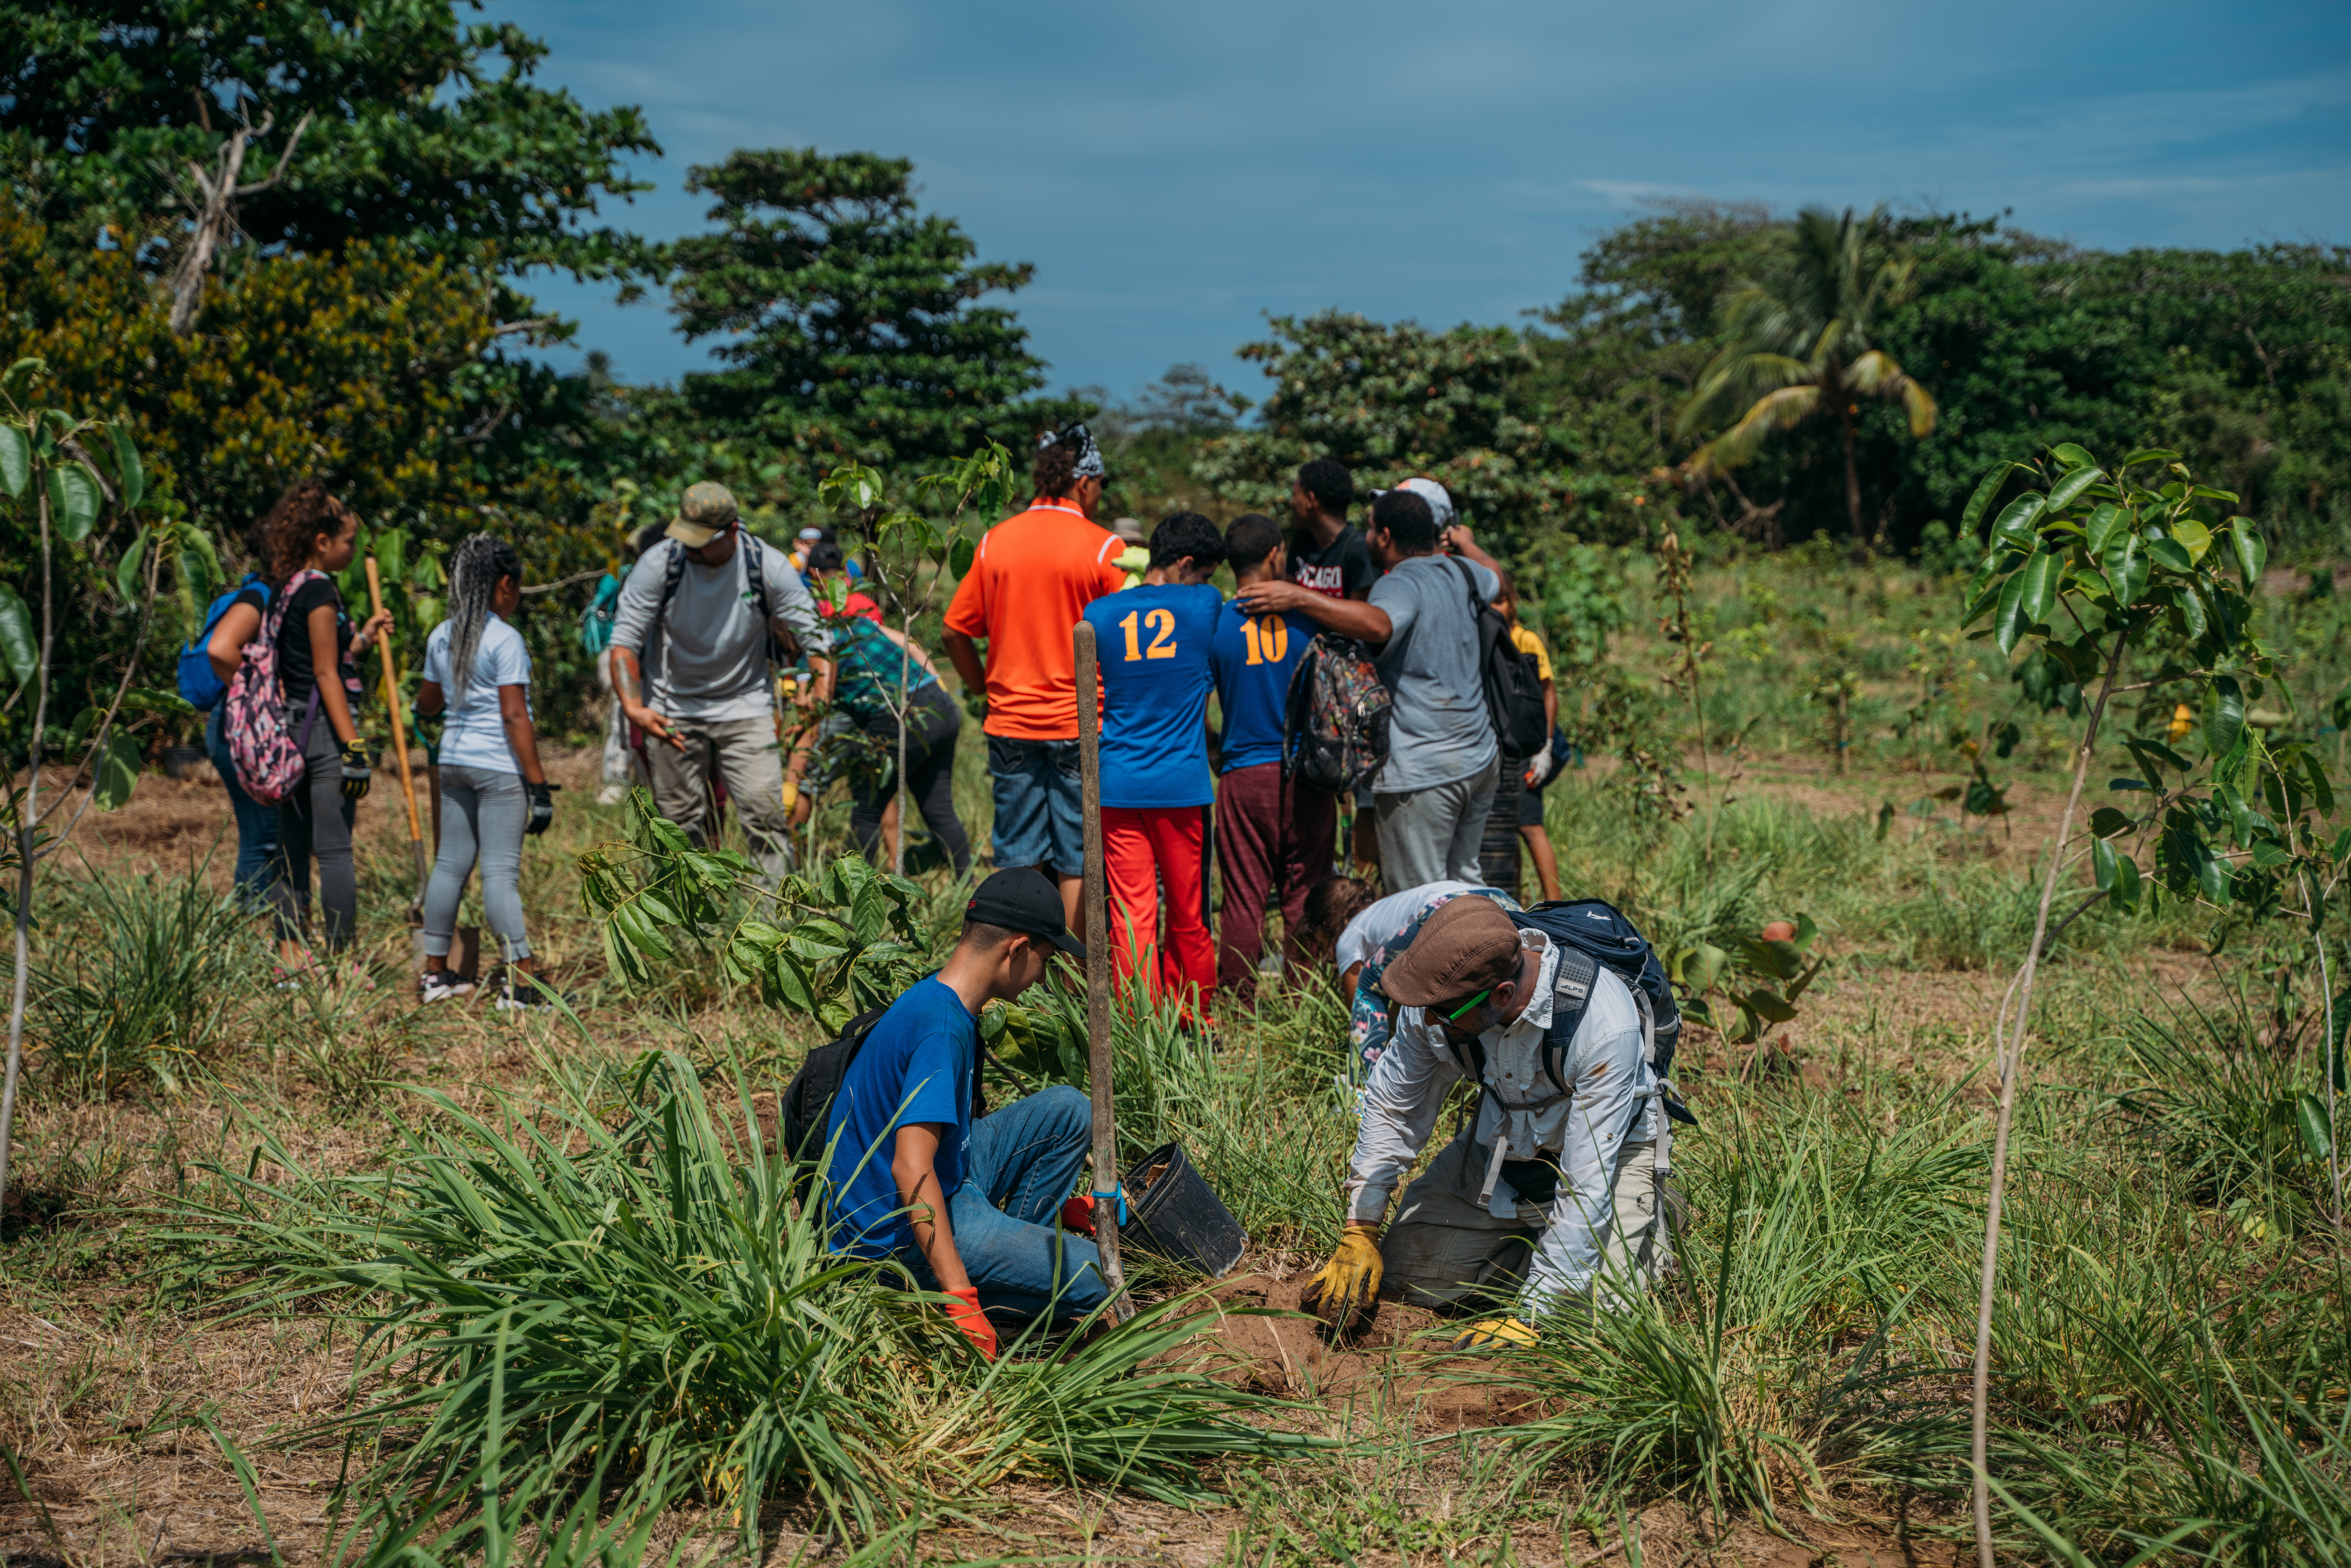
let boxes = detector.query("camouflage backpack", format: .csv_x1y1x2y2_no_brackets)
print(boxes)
1281,633,1392,795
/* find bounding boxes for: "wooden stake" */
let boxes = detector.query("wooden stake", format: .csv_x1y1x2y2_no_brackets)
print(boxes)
364,558,430,903
1075,619,1129,1319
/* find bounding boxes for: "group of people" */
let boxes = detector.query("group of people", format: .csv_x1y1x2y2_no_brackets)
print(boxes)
814,428,1671,1361
196,483,561,1007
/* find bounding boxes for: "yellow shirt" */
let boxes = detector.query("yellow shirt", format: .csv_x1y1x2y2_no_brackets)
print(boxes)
1509,622,1555,683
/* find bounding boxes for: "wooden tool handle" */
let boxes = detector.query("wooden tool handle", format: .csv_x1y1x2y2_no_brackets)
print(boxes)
1075,619,1128,1318
364,558,425,851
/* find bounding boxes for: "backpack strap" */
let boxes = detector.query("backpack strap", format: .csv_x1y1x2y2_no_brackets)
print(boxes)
654,543,688,635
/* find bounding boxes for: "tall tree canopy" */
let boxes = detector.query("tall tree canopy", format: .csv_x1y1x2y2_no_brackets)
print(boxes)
1192,310,1588,552
666,148,1083,500
0,0,659,285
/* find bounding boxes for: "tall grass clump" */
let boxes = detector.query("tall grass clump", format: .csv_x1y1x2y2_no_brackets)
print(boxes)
165,1050,1322,1554
31,863,267,1094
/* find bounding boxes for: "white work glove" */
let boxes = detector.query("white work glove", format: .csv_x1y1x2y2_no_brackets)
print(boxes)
1524,747,1555,787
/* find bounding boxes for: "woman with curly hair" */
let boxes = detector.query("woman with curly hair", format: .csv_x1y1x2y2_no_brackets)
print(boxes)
226,481,393,979
413,533,560,1009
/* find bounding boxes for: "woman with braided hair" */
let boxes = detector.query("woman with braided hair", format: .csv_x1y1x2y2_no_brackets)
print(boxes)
413,534,561,1009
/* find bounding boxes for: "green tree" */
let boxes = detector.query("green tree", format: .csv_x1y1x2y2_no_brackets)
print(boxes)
666,149,1083,502
1193,310,1584,553
1675,206,1938,550
0,0,657,290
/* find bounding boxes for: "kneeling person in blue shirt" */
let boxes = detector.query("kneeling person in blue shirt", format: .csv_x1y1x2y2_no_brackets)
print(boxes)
824,868,1104,1357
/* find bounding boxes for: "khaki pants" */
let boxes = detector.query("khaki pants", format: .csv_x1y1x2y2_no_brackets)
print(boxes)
647,714,794,884
1380,1124,1670,1314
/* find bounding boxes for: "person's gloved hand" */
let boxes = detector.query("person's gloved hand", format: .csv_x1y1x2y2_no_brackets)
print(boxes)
1449,1316,1539,1353
943,1285,997,1360
1059,1194,1098,1236
525,781,558,836
780,778,801,816
1301,1222,1383,1337
1524,747,1555,787
339,740,373,802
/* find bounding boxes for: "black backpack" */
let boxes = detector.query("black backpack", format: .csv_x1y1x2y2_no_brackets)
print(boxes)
1450,557,1550,760
1441,899,1693,1126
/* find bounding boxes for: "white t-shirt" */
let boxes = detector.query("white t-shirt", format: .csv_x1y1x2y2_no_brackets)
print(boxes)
423,613,532,773
1333,880,1478,972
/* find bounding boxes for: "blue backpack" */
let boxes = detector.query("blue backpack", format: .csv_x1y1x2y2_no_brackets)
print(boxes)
1447,900,1694,1127
177,576,268,712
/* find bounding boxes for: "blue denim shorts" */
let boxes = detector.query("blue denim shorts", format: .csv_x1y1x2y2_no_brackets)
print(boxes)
987,735,1084,878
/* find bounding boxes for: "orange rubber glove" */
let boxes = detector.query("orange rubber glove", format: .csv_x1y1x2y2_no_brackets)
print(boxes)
944,1285,997,1360
1059,1194,1097,1236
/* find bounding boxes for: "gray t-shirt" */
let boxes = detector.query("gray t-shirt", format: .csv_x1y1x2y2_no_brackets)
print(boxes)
609,536,831,723
1366,553,1500,792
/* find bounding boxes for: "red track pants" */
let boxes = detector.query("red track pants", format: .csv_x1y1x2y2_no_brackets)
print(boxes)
1102,804,1216,1001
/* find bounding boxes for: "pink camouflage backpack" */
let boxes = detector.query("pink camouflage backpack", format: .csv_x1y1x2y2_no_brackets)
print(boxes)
224,567,328,805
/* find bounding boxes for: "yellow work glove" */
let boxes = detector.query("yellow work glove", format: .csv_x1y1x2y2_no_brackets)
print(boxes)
1301,1222,1383,1338
1448,1316,1539,1353
780,778,801,815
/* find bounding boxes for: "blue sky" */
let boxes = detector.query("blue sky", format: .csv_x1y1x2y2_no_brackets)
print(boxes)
494,0,2350,408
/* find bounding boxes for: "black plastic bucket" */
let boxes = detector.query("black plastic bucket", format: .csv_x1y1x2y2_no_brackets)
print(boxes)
1122,1141,1248,1277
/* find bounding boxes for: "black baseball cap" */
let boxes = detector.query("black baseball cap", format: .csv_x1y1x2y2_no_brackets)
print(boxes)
964,868,1087,960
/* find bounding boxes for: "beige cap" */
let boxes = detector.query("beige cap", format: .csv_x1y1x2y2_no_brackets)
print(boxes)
666,481,740,549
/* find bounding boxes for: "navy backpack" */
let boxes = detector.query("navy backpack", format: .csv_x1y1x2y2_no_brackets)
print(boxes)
176,576,268,712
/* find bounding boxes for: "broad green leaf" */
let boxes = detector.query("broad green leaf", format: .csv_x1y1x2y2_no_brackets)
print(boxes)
1678,941,1727,992
2197,845,2233,905
2092,837,2120,893
2046,465,2105,512
1792,912,1819,951
2119,448,2180,469
850,880,890,946
2088,805,2134,839
93,729,144,811
2050,443,2096,472
178,543,217,600
2016,550,2062,630
1744,987,1798,1024
949,535,975,579
1740,937,1804,982
2305,753,2336,816
2230,521,2267,587
769,953,818,1014
0,582,35,686
1960,576,2005,628
0,423,26,498
2292,1093,2333,1162
2110,852,2141,914
2101,535,2147,607
1,356,44,391
1990,494,2046,547
2250,841,2294,871
1960,463,2020,536
50,464,99,540
2174,582,2209,642
2204,676,2244,758
115,528,148,604
2145,536,2194,573
1993,570,2031,656
2081,504,2126,556
108,423,144,511
2171,518,2212,563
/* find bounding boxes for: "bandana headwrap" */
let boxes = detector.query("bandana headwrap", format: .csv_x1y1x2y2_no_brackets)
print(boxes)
1039,423,1106,480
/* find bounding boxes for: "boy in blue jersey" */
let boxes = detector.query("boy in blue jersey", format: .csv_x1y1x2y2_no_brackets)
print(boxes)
1210,513,1334,999
824,868,1100,1360
1078,513,1227,998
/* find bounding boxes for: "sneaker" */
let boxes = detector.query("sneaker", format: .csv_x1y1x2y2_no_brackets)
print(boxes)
494,975,573,1012
418,970,476,1003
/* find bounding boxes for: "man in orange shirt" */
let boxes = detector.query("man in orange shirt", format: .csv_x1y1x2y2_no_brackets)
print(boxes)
942,425,1127,929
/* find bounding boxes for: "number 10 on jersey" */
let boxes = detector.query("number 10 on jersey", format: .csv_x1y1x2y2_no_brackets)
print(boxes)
1240,613,1288,665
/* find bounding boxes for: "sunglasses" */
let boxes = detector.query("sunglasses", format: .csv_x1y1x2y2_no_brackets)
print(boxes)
1441,986,1493,1023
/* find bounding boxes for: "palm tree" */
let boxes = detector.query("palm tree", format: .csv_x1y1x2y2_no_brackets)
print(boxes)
1675,206,1936,547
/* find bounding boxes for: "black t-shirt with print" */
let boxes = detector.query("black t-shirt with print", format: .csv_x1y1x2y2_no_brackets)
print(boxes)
1290,524,1376,599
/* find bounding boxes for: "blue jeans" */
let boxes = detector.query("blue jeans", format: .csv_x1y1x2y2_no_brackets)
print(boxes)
897,1084,1108,1323
986,735,1084,878
204,706,280,906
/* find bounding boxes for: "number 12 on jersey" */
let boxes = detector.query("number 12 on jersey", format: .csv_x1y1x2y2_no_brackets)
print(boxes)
1240,613,1289,665
1119,607,1179,661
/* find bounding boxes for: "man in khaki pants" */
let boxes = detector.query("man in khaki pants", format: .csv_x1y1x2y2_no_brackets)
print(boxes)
610,483,833,882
